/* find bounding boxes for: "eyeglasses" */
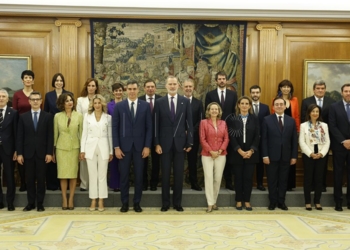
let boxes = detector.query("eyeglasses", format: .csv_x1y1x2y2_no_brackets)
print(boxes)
30,98,42,102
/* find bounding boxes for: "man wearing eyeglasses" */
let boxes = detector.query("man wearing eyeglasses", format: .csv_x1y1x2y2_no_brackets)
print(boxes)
17,91,53,212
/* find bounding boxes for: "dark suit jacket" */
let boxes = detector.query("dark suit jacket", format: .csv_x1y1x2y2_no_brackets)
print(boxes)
205,88,237,120
44,89,72,115
0,107,17,156
190,97,204,141
154,94,193,153
112,99,152,152
226,114,260,165
261,114,298,162
301,95,335,123
256,103,270,126
329,101,350,152
17,110,53,159
139,94,162,114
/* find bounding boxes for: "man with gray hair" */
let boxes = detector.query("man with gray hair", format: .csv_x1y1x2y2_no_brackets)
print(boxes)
0,89,17,211
301,79,335,192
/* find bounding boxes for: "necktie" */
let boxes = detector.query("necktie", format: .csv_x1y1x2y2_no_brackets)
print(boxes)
149,97,153,113
170,97,175,122
221,90,225,107
131,102,135,122
278,116,283,131
318,98,322,108
254,104,259,116
346,104,350,122
33,112,38,130
0,109,3,125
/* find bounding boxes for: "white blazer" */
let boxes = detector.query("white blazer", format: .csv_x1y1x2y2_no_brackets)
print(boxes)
77,96,90,116
80,112,113,160
299,121,330,158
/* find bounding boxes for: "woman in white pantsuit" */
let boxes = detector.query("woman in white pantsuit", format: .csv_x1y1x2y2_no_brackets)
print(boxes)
80,94,113,211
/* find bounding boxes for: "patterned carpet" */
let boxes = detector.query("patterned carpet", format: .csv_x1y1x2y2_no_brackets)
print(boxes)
1,207,350,249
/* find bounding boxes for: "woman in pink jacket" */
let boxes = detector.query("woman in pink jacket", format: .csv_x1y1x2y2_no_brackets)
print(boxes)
200,102,229,213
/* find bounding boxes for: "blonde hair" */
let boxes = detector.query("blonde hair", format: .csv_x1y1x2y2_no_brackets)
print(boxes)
205,102,222,119
88,94,107,114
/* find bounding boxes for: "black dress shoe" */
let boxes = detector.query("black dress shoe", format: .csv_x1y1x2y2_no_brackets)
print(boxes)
335,203,343,212
23,204,35,211
150,186,157,191
173,205,184,212
80,188,87,191
278,203,288,210
322,187,327,192
191,183,202,191
7,203,15,211
113,188,120,192
143,185,148,191
161,206,169,212
120,203,129,213
347,204,350,210
257,185,266,191
286,188,293,192
225,183,234,191
37,204,45,212
268,203,276,210
133,203,142,213
19,186,27,192
0,202,4,209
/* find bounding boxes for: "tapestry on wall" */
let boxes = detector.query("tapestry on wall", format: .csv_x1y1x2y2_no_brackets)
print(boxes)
91,20,247,102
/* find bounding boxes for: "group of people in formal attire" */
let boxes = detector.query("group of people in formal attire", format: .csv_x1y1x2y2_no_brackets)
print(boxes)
0,69,350,213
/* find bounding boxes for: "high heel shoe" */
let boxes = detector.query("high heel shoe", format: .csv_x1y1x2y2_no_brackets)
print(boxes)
315,204,323,210
212,204,218,210
89,207,96,211
305,204,312,211
98,207,105,212
206,206,213,213
236,202,242,210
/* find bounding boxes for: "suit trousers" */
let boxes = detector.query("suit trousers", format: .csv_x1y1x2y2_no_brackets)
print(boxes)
25,153,47,205
302,154,326,204
143,146,160,187
161,144,185,207
46,161,59,190
187,140,200,185
108,156,120,189
332,149,350,203
86,145,108,199
0,145,16,203
119,145,144,204
234,162,255,202
202,155,226,206
266,160,290,204
79,160,89,189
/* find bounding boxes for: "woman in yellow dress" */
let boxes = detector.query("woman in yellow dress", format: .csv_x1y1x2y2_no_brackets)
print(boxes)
54,93,83,210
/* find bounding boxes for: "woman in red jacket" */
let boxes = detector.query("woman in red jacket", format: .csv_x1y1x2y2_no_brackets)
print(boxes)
200,102,229,213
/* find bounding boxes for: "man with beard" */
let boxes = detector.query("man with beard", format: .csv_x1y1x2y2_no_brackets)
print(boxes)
250,85,270,191
205,71,237,190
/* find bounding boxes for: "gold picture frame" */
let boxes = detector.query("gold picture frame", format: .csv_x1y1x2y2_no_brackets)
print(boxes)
0,54,32,100
303,59,350,100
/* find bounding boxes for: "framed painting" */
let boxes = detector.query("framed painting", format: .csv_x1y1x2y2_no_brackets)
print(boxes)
303,59,350,101
0,54,32,100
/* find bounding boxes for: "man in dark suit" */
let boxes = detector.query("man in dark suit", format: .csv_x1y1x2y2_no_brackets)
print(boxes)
182,79,203,191
205,71,237,190
250,85,270,191
17,91,53,212
0,89,17,211
113,80,152,213
262,97,298,211
301,79,335,192
139,79,162,191
154,75,193,212
328,83,350,211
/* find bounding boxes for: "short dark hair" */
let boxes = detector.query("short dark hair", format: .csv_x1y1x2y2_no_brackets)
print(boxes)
51,73,65,88
305,104,323,122
111,82,125,92
341,83,350,92
29,91,42,99
57,93,75,111
21,70,35,80
277,79,294,99
143,79,156,87
127,79,139,87
80,78,99,97
215,71,227,81
273,97,286,105
313,79,326,90
250,85,261,92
